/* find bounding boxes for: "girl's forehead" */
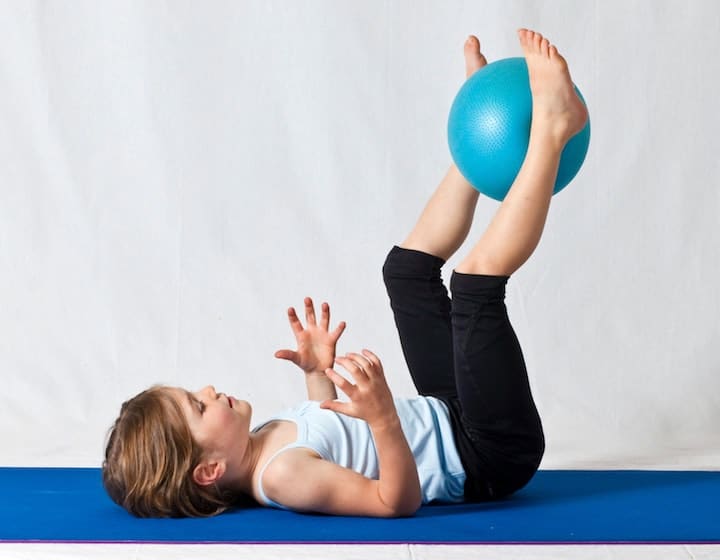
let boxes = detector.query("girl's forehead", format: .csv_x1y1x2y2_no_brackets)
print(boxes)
164,387,193,414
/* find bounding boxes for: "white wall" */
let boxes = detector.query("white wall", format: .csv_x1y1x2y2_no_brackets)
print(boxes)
1,0,718,468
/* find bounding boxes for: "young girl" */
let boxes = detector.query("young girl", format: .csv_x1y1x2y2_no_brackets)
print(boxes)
103,28,588,518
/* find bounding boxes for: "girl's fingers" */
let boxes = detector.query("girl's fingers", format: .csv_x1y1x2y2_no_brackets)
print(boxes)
325,368,356,396
320,301,330,331
346,352,373,373
286,308,304,335
335,356,370,384
361,349,382,369
274,349,297,362
330,321,346,341
304,297,317,326
319,399,344,414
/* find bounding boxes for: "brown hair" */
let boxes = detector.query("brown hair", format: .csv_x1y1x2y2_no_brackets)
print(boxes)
102,385,238,517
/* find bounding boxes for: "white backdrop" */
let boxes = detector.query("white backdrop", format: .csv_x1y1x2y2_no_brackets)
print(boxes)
1,0,718,469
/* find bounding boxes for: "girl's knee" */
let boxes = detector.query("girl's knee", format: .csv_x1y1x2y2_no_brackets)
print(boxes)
455,253,514,277
382,246,445,284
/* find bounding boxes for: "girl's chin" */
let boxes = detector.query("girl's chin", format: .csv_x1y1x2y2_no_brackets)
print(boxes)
232,398,251,415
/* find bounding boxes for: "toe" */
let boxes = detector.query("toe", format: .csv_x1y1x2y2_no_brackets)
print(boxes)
532,32,543,52
517,28,528,48
519,28,540,53
541,37,550,57
464,35,487,77
550,47,569,71
464,35,479,54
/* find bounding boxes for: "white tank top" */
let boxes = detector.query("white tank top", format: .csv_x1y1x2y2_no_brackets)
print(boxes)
251,396,466,509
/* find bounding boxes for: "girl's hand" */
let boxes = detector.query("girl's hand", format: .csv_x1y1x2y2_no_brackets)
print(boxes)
321,350,399,429
275,297,346,376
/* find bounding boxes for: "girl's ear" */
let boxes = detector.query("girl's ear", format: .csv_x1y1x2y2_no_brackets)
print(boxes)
192,460,226,487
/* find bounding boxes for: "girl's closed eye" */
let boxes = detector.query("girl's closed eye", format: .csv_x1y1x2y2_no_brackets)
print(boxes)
195,399,206,414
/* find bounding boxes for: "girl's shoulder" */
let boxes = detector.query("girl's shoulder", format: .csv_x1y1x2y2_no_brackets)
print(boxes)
250,420,322,504
252,444,323,507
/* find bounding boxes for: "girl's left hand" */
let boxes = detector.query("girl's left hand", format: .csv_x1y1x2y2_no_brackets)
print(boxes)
275,297,346,376
321,349,399,429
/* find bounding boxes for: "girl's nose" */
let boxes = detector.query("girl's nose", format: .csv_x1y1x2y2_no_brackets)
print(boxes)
200,385,217,398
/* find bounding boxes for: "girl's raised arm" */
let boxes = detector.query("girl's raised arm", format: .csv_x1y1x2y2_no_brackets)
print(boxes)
264,348,422,516
320,350,422,515
274,297,346,401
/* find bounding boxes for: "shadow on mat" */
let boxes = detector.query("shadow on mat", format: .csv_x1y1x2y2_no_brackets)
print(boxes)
407,470,720,518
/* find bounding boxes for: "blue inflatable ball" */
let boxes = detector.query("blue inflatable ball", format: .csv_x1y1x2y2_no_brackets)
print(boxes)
448,57,590,201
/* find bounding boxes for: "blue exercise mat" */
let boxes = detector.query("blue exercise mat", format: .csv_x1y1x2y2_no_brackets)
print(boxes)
1,468,718,544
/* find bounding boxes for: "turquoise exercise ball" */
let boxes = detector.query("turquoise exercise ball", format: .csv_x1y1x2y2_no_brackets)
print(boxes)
447,57,590,201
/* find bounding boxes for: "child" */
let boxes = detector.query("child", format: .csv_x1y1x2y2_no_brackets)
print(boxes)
103,29,588,518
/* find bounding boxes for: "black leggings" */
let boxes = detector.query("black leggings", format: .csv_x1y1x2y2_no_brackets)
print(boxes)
382,246,545,501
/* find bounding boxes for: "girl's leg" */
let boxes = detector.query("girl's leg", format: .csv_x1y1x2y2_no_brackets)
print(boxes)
400,165,478,262
383,37,488,399
456,29,588,277
400,36,486,261
450,272,541,499
383,247,456,398
451,30,589,499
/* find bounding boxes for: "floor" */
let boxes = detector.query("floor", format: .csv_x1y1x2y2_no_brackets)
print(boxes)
0,544,718,560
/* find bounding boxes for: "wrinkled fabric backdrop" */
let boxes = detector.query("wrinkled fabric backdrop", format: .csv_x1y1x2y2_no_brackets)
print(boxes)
1,0,718,469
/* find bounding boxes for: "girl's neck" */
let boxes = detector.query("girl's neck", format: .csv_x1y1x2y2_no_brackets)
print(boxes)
223,429,269,496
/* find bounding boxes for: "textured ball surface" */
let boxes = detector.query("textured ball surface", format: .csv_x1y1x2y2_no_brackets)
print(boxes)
448,57,591,201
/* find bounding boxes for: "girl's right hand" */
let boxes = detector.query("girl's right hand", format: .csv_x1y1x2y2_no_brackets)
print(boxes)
320,349,399,429
274,297,346,376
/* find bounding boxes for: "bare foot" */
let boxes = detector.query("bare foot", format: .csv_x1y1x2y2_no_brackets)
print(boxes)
464,35,488,78
517,28,588,147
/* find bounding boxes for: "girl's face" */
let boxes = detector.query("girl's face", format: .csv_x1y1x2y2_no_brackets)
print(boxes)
172,385,252,466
